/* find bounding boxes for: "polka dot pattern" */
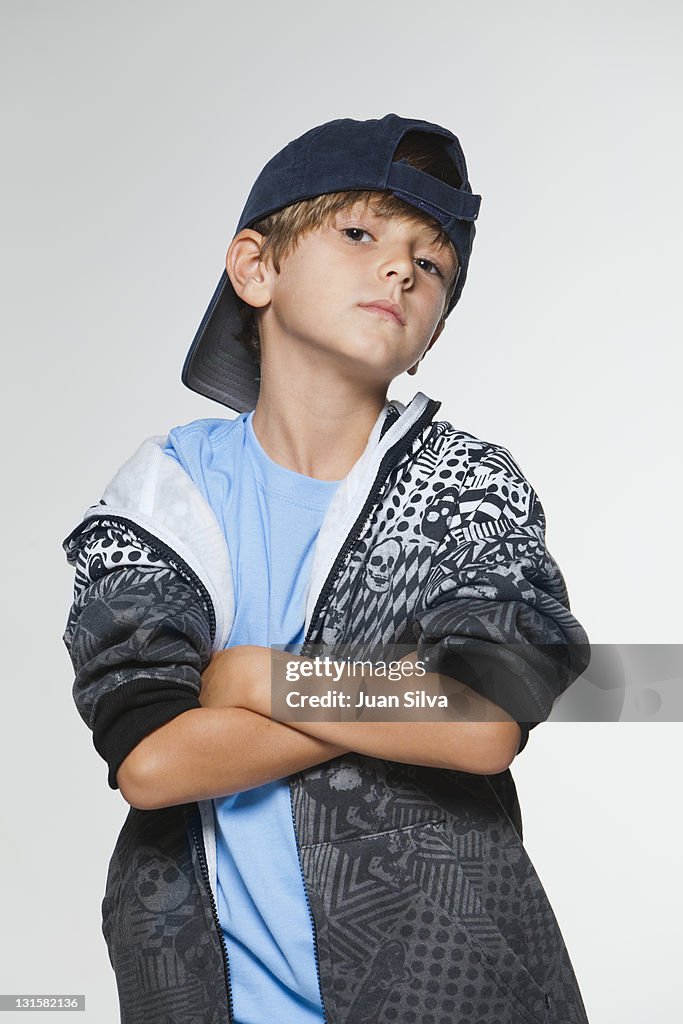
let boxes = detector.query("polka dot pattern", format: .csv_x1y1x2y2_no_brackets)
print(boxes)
301,816,580,1023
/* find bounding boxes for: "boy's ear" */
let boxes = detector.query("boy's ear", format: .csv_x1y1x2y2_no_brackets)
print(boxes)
226,229,271,309
406,320,445,376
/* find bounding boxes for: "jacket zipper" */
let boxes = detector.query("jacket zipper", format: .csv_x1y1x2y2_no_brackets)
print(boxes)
288,784,330,1023
301,397,441,652
286,396,441,1021
79,515,235,1014
189,805,236,1024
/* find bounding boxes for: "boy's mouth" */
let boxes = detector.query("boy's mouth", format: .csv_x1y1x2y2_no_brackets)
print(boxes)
358,300,406,326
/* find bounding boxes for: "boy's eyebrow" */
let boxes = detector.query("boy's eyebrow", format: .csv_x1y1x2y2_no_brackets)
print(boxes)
337,204,453,251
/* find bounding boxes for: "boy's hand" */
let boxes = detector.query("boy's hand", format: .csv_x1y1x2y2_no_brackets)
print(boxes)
199,645,273,714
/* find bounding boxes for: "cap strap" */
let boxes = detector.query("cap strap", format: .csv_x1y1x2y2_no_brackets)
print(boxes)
386,161,481,223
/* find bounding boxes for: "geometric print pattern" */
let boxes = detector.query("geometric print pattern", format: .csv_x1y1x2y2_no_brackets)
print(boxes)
64,516,211,622
306,419,589,724
294,752,590,1023
101,802,231,1024
62,518,213,776
292,418,591,1023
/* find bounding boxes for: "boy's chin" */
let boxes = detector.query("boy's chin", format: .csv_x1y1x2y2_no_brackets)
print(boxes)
276,332,413,387
332,349,406,386
327,336,410,374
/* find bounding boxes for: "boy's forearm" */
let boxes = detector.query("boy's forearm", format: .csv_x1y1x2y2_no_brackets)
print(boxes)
117,706,349,810
274,715,521,775
202,646,522,775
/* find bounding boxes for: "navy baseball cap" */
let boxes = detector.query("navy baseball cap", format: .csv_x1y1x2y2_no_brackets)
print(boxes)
182,113,481,412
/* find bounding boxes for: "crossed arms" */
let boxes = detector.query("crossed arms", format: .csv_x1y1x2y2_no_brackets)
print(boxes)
117,644,522,810
66,442,588,814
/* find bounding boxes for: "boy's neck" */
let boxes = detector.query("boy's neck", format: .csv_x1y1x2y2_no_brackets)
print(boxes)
251,377,390,482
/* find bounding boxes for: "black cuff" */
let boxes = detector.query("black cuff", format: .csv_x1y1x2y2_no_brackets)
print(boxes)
93,678,202,789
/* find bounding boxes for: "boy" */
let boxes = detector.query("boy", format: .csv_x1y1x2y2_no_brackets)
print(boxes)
62,114,591,1024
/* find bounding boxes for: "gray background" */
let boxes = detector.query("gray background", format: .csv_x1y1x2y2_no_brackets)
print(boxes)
1,0,681,1020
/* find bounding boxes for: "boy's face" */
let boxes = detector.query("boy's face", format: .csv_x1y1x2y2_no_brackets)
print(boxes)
231,198,458,389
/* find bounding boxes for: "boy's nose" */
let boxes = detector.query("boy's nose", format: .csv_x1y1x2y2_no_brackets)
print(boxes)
379,252,414,286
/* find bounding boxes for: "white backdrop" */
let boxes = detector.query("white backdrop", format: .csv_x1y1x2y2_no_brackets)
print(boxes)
1,1,681,1021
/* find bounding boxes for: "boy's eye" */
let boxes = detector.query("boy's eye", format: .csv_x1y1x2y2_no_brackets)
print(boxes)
342,227,373,242
415,257,442,277
342,226,444,278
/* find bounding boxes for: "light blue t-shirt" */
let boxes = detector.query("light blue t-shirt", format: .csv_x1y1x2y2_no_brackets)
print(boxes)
164,411,342,1024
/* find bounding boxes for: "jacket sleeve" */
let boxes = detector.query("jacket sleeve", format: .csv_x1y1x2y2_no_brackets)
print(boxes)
413,444,590,755
62,515,214,789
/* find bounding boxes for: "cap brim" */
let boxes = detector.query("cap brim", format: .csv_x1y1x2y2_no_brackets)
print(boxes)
182,269,261,413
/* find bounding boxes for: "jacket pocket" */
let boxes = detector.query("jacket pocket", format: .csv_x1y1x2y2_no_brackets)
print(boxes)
424,820,553,1024
301,819,551,1024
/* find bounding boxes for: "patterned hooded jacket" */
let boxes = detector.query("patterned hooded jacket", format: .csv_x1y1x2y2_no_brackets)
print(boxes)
62,391,591,1024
